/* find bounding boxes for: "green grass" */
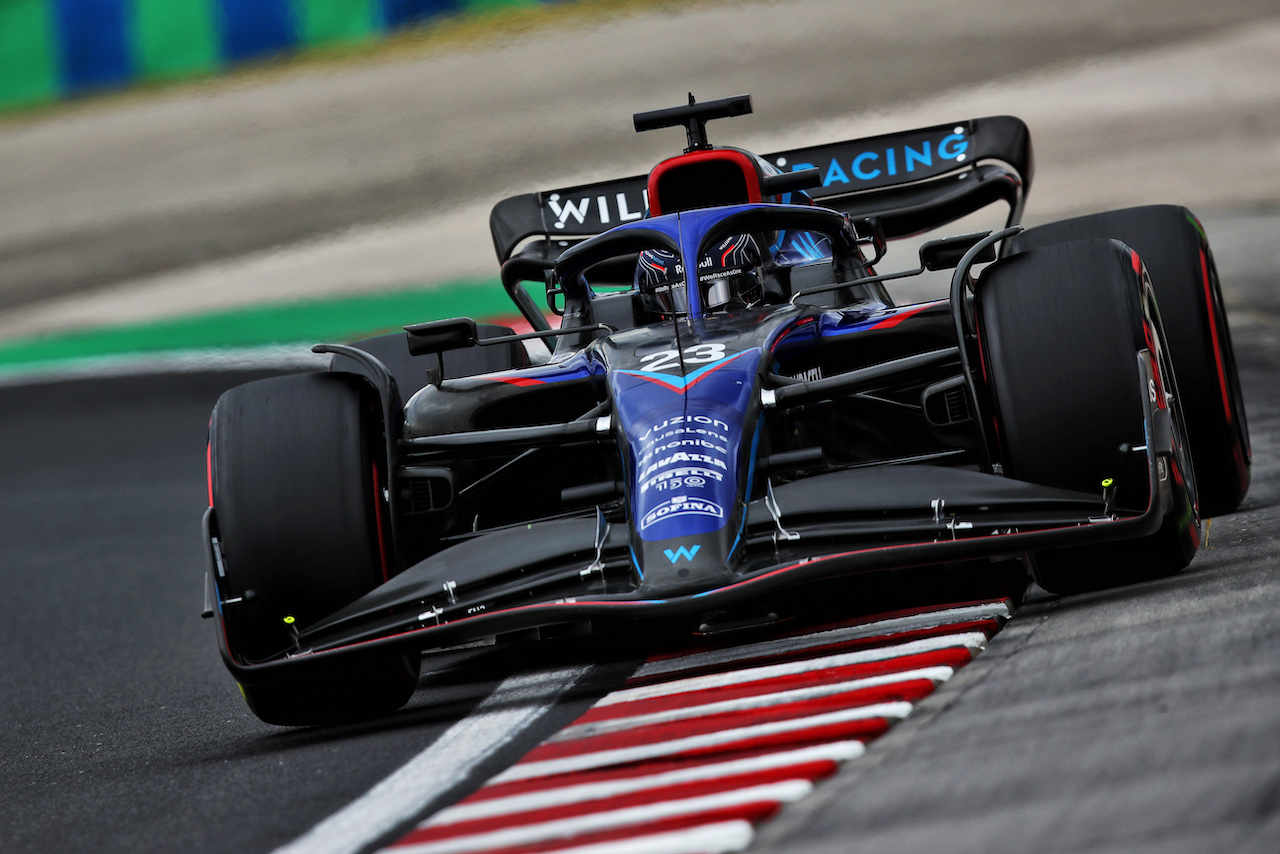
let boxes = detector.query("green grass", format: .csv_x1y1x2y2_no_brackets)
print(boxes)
0,278,527,373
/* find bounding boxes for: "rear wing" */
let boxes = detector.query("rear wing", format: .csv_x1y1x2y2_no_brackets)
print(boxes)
489,115,1032,263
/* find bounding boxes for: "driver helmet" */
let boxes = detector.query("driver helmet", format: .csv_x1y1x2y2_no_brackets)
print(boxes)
637,235,764,316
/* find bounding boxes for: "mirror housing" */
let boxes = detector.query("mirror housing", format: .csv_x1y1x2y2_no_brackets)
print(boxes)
919,231,996,271
851,216,887,265
405,317,478,357
760,168,822,197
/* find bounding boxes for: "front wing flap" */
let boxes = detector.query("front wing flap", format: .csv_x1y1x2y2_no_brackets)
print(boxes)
212,366,1172,684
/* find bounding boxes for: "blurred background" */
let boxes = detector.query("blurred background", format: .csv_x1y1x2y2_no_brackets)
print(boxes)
0,0,1277,371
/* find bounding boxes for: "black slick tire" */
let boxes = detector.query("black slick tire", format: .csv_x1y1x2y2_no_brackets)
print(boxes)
1008,205,1249,516
978,238,1199,595
209,372,419,726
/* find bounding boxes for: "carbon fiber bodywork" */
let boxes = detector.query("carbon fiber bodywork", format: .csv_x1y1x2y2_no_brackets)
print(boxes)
205,105,1211,688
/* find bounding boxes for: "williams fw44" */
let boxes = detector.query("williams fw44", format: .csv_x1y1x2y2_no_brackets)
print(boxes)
203,95,1250,725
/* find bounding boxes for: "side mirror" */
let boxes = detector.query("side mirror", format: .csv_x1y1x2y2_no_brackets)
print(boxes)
545,271,566,317
851,216,887,265
405,317,478,357
919,232,996,271
761,168,822,197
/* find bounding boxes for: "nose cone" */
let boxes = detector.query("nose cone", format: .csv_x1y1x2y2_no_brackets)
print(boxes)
608,345,763,596
636,535,736,597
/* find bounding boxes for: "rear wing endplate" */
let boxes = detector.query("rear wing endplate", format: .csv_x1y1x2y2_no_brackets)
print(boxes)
490,115,1032,263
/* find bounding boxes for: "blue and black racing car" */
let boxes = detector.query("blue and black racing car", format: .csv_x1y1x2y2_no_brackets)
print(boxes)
203,95,1250,725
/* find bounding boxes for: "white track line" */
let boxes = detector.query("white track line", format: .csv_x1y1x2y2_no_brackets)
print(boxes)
494,702,914,783
424,742,865,827
271,665,589,854
482,820,756,854
388,780,813,854
603,632,988,707
0,345,329,387
634,602,1008,680
553,667,954,741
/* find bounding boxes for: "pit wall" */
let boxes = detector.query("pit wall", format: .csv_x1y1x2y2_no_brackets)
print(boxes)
0,0,542,111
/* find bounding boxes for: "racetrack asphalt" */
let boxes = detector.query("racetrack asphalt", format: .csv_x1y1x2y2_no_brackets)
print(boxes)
0,371,628,852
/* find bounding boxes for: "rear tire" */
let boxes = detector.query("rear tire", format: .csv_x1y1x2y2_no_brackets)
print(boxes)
1009,206,1249,516
978,238,1198,595
210,372,419,725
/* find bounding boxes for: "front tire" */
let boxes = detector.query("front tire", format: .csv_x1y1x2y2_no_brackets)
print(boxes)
978,238,1198,595
1009,206,1249,516
210,372,419,725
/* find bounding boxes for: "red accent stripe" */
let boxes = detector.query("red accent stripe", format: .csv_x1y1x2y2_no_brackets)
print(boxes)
625,619,998,687
623,350,753,395
1232,442,1248,481
1200,247,1232,424
623,374,686,393
646,599,1006,661
392,802,780,854
524,707,891,763
763,598,1005,644
600,648,970,724
407,765,833,843
577,677,937,726
648,148,762,217
489,376,547,387
470,752,840,804
868,303,934,330
1134,251,1170,409
370,463,390,583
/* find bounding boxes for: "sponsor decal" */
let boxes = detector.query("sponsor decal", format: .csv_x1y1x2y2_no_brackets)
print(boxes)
616,348,760,542
544,187,649,231
641,437,729,463
663,544,702,564
635,410,735,532
639,452,728,482
641,467,723,495
617,349,752,393
638,343,727,374
774,125,970,194
537,125,971,234
639,414,731,441
642,426,730,450
637,413,732,495
640,495,725,531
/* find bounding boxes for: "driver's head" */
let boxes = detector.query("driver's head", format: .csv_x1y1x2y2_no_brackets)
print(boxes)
636,235,763,317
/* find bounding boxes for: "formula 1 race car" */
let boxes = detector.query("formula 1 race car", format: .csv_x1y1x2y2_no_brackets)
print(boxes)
203,95,1250,725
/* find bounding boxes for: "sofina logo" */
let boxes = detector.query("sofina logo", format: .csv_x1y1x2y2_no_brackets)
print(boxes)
664,545,701,563
640,495,725,530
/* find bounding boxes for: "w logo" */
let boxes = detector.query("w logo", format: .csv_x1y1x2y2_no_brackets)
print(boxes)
663,545,701,563
546,194,590,230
